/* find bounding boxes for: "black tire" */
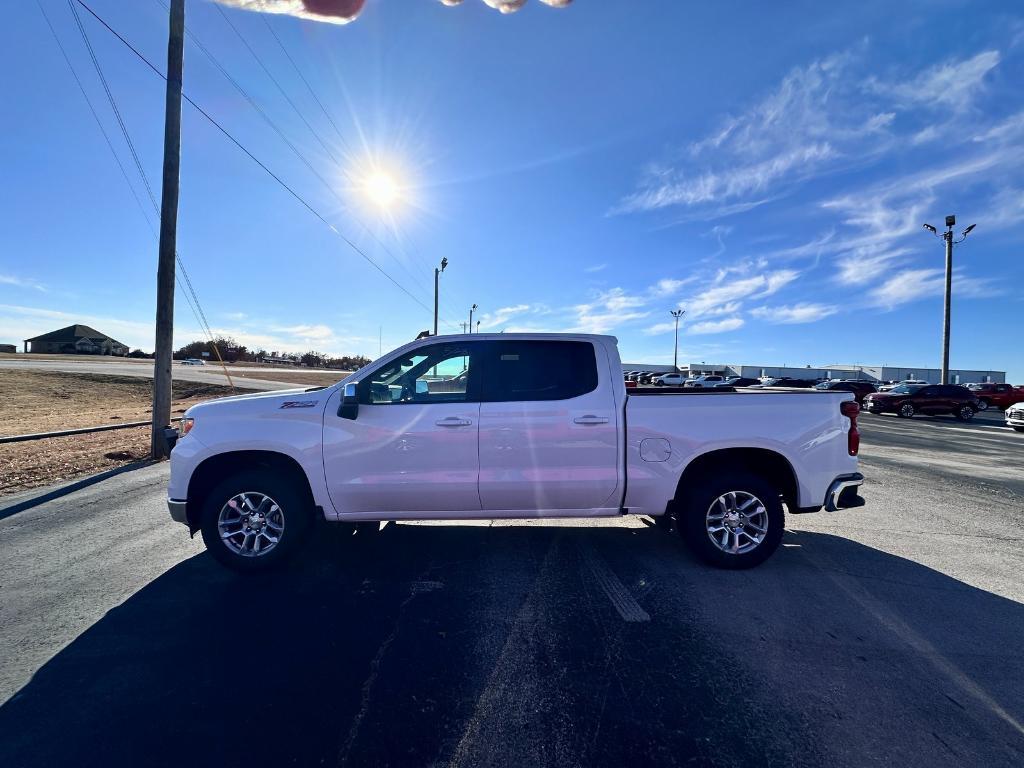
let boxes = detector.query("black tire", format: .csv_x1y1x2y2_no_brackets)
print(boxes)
977,399,990,411
955,404,975,421
654,380,664,387
897,402,915,418
678,472,785,569
199,469,312,572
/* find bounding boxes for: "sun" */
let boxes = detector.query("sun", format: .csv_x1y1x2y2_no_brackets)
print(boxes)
364,171,400,208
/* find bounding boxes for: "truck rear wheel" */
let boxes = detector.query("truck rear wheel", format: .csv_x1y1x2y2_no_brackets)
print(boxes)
678,473,784,569
199,470,312,572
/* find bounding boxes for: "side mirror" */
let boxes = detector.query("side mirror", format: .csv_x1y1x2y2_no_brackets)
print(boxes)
339,381,359,420
415,379,429,395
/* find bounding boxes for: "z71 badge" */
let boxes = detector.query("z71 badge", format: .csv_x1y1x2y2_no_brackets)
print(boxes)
280,401,318,409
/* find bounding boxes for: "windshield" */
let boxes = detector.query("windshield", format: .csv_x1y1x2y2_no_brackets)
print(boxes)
890,384,925,394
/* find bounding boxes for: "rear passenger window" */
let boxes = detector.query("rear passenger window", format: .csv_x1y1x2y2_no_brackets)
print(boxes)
483,341,598,402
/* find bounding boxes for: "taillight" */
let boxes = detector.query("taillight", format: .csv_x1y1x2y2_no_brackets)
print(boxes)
840,400,859,456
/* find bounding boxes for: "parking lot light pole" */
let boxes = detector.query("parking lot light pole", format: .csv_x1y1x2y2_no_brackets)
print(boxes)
433,257,448,336
671,309,685,371
924,217,976,385
468,304,477,333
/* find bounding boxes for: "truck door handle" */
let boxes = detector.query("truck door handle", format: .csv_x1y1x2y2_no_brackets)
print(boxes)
573,415,609,425
435,417,473,427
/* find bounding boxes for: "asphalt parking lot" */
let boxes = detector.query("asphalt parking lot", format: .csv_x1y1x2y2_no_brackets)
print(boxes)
1,411,1022,767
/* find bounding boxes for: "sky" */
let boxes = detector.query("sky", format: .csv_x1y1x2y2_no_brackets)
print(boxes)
2,0,1023,379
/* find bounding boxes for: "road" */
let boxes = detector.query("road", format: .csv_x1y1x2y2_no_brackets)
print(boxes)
0,356,345,391
0,415,1022,767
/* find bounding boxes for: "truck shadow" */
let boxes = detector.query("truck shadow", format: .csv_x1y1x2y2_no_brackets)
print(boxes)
1,524,1022,768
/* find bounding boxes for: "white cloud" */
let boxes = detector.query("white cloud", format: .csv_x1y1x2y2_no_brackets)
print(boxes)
0,303,370,357
0,274,46,292
869,269,998,309
867,51,1000,112
617,46,1007,216
836,247,915,285
687,317,744,335
750,303,838,324
650,276,697,297
584,264,608,273
569,288,649,334
685,268,798,317
476,304,532,330
642,321,677,336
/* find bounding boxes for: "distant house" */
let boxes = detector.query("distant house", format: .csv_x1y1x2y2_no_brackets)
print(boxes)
23,325,129,356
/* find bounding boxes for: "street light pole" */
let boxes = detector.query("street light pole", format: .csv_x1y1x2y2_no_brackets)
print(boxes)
433,257,448,336
151,0,185,460
941,224,953,385
924,216,975,385
469,304,477,334
670,309,685,371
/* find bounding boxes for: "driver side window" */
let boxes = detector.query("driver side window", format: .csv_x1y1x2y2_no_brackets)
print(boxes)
361,342,479,405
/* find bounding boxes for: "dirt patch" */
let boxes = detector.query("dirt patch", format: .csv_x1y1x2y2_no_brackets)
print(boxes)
0,370,254,497
1,429,153,496
0,370,247,437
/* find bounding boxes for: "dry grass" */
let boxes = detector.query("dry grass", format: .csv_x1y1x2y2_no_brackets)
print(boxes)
0,370,253,497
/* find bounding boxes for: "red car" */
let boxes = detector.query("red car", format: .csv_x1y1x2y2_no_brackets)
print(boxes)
966,383,1024,411
862,384,980,421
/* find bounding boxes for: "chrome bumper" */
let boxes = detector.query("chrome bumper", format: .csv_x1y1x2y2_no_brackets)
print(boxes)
824,473,865,512
168,499,188,524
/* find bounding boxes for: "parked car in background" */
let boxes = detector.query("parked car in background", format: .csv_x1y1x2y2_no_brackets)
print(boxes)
654,372,687,387
181,358,206,366
966,383,1024,411
753,377,818,389
815,380,878,404
684,375,725,388
878,379,927,392
1005,402,1024,432
714,377,761,388
862,384,979,420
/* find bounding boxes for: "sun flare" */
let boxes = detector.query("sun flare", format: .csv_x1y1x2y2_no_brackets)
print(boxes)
364,172,400,208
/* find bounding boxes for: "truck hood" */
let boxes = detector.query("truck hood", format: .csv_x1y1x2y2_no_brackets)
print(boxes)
183,386,332,418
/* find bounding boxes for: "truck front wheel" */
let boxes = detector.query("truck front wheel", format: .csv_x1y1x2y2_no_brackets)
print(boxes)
678,473,785,569
199,470,312,572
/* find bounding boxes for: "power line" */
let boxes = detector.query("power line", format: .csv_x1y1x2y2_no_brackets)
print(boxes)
75,0,436,317
36,0,209,356
177,9,444,316
260,15,354,155
65,0,225,375
214,2,342,167
201,3,464,329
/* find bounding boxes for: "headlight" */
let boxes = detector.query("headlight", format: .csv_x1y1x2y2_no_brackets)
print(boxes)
180,417,195,436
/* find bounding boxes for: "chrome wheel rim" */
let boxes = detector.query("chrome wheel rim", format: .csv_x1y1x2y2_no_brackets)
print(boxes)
960,406,974,420
706,491,768,555
900,404,914,417
217,492,285,557
977,400,988,410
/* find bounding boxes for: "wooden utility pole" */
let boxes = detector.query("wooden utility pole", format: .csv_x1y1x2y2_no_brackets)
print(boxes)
151,0,185,459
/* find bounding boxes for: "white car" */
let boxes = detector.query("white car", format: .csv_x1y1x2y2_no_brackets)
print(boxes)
654,372,686,387
168,333,864,572
180,358,206,366
1006,403,1024,433
684,375,725,388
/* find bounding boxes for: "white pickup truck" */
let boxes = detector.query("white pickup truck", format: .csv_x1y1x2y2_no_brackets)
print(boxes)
167,334,864,571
